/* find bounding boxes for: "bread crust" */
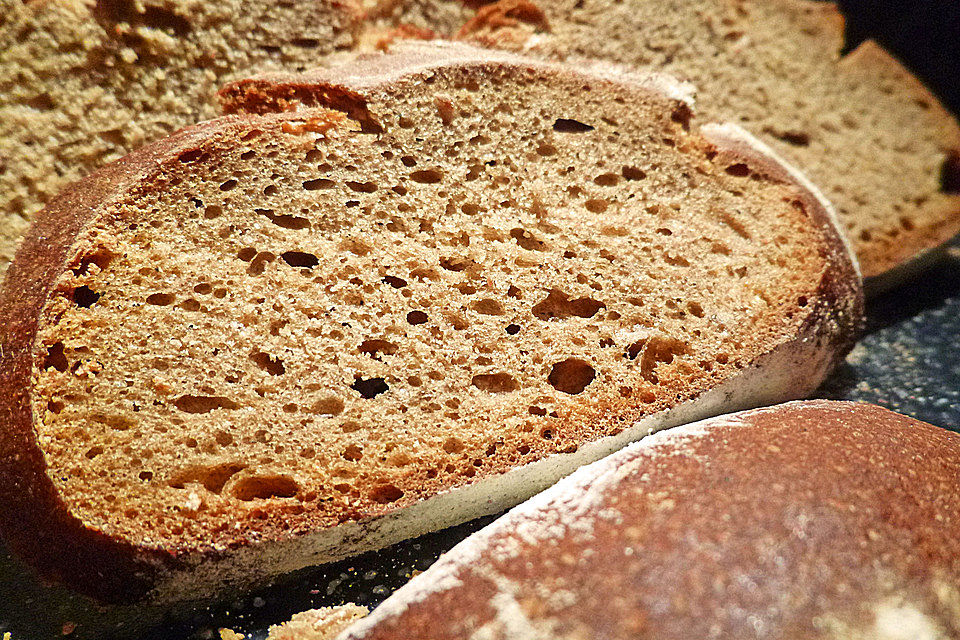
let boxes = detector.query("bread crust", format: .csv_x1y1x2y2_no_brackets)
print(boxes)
339,400,960,640
0,46,861,603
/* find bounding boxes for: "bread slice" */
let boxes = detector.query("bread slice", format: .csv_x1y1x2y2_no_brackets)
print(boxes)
0,0,362,279
338,400,960,640
366,0,960,287
0,43,861,604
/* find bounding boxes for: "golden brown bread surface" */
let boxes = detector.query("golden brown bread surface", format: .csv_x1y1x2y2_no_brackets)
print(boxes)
0,0,361,278
361,0,960,284
339,401,960,640
0,44,860,603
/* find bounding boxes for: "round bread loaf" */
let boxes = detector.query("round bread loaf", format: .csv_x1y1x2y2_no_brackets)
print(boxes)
341,400,960,640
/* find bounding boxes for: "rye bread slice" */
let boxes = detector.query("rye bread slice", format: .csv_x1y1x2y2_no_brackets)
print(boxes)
0,0,362,279
337,400,960,640
0,44,861,604
364,0,960,287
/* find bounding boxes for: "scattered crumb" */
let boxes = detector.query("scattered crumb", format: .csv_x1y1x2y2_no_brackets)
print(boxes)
267,604,369,640
219,629,245,640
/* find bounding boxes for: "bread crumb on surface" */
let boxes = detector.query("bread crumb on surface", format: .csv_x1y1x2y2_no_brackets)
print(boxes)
267,604,369,640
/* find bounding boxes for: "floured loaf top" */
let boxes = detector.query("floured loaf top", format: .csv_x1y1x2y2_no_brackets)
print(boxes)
339,400,960,640
0,43,861,603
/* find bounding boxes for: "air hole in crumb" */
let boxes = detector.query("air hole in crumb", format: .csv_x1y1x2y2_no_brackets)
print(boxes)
352,377,389,398
472,373,519,393
548,358,596,394
45,342,68,372
410,169,442,184
231,474,299,500
73,286,100,308
346,181,378,193
584,199,608,213
359,339,398,359
342,445,363,461
471,298,504,315
510,228,548,251
383,275,408,288
145,292,174,306
310,396,344,416
594,173,620,186
797,296,808,307
281,251,319,268
532,290,604,320
169,462,245,493
407,310,428,325
250,351,286,376
85,446,104,459
256,208,310,230
70,250,113,276
622,166,646,181
506,324,521,335
443,437,464,454
725,163,750,177
173,395,239,414
537,143,557,156
219,179,238,191
370,484,404,504
553,118,594,133
439,256,472,271
303,178,335,190
237,247,257,262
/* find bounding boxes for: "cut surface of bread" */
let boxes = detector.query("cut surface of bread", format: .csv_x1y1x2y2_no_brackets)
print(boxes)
0,44,861,604
0,0,361,278
339,400,960,640
364,0,960,284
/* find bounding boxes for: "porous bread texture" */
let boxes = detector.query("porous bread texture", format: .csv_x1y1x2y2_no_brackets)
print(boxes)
0,48,860,603
267,604,369,640
339,401,960,640
0,0,361,279
368,0,960,284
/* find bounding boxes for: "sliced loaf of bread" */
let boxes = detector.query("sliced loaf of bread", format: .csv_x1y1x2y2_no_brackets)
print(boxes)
0,0,361,278
0,44,861,604
370,0,960,286
338,400,960,640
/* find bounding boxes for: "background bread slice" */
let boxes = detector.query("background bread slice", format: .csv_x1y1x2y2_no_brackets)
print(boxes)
337,400,960,640
0,0,361,279
368,0,960,287
0,44,860,604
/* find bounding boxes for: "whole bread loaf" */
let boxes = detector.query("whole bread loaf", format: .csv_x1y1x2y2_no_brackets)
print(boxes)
0,0,361,278
0,43,861,604
338,400,960,640
368,0,960,287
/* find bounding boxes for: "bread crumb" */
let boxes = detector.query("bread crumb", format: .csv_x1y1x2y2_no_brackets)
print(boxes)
267,604,369,640
219,629,244,640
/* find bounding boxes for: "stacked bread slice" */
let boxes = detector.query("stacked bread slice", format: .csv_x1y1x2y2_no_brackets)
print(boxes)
376,0,960,286
0,43,861,603
335,401,960,640
0,0,361,277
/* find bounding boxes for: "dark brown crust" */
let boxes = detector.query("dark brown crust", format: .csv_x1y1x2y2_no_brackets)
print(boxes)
345,401,960,640
701,124,864,370
0,111,339,603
